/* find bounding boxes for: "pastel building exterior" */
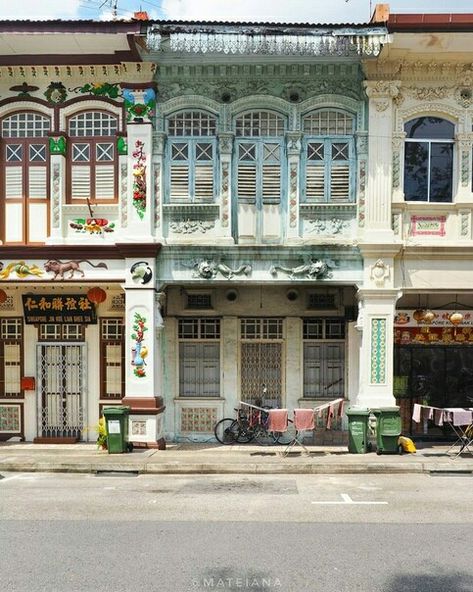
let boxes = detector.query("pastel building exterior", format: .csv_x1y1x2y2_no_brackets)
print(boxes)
0,6,472,445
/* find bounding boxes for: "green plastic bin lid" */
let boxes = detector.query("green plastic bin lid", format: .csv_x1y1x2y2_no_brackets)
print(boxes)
346,407,370,416
103,406,130,415
376,407,400,412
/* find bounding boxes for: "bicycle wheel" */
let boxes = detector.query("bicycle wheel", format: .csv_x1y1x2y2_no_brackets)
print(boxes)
214,418,239,445
253,424,278,445
274,419,297,445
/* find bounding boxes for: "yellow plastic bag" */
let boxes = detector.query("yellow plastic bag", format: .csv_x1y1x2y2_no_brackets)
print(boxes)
398,435,416,453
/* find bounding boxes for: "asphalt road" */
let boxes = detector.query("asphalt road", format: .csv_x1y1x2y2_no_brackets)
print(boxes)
1,472,473,592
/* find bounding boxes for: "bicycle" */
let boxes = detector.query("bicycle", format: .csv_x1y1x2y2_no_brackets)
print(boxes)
214,386,296,445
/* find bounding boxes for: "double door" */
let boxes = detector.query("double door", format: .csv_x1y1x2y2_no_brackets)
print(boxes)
37,344,86,439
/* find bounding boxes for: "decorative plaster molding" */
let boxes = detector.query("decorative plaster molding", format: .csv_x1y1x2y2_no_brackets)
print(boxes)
364,80,401,99
221,161,229,228
289,163,298,229
169,219,215,234
270,258,335,280
370,259,390,287
51,163,61,229
395,103,464,133
308,218,348,235
189,259,252,280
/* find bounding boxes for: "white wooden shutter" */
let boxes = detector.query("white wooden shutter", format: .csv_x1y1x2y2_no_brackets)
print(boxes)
330,142,350,203
71,166,91,199
5,167,22,198
95,165,115,200
28,167,47,199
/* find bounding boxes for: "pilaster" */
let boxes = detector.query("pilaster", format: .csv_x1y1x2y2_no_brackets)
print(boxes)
355,288,402,409
47,135,67,244
125,122,155,242
218,132,234,239
363,80,401,243
286,132,302,241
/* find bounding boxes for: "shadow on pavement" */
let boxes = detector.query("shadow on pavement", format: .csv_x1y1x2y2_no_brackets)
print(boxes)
385,570,473,592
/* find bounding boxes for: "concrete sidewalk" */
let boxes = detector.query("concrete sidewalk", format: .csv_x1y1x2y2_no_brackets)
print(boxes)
1,441,473,474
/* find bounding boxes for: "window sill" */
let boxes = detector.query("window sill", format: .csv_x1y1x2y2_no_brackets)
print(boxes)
164,203,219,216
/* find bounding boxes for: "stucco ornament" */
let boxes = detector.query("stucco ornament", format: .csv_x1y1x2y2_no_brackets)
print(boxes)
170,219,215,234
131,261,153,285
370,259,390,287
270,258,335,280
191,260,252,280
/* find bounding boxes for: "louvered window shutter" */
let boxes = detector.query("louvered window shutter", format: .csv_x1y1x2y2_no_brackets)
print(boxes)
237,142,257,204
330,142,350,203
195,142,214,202
305,142,325,203
28,167,47,199
170,142,190,203
71,166,91,200
5,167,22,199
262,142,281,204
95,165,115,200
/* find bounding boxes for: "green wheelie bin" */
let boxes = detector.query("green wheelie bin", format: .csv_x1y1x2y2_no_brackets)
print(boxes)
103,406,131,454
346,408,371,454
372,407,402,455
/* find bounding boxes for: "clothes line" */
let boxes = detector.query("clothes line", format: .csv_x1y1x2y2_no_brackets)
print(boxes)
412,403,473,427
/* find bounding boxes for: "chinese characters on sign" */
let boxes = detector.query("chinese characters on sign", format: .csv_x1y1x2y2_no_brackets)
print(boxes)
22,294,97,324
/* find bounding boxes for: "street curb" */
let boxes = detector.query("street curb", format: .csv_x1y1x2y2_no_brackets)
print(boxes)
0,460,449,475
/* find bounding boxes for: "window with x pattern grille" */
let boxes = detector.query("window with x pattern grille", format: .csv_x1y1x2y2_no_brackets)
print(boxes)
1,111,51,244
68,111,118,203
167,111,217,203
302,110,355,204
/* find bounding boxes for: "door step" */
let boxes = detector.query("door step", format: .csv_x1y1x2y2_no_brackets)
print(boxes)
33,437,79,444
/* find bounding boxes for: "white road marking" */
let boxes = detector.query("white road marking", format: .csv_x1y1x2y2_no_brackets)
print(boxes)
0,474,38,483
312,493,388,505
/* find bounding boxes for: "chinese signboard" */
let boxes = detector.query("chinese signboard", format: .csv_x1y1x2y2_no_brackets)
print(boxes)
22,294,97,324
394,309,473,346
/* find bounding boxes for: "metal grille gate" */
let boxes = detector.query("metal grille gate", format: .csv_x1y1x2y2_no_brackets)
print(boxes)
37,343,86,439
240,342,282,406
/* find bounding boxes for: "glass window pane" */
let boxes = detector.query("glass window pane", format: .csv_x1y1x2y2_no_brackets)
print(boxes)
404,117,454,140
430,143,453,202
404,141,428,201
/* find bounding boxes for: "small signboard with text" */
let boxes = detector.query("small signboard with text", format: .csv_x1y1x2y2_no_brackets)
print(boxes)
22,294,97,324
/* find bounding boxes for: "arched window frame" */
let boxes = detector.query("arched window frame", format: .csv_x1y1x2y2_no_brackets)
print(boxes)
233,109,286,206
165,109,218,204
301,108,356,204
67,109,119,204
0,109,52,244
403,116,455,203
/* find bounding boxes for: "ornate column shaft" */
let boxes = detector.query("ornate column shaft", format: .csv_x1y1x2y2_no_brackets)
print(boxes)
363,80,401,242
218,132,234,238
47,135,67,244
152,130,166,240
286,131,302,240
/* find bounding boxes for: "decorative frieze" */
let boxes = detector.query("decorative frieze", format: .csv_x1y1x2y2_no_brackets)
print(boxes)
410,215,446,237
358,160,366,227
120,162,128,228
154,163,161,229
308,218,348,235
221,161,230,228
460,211,471,239
158,63,365,102
270,258,334,280
190,260,252,280
0,404,21,432
169,220,215,234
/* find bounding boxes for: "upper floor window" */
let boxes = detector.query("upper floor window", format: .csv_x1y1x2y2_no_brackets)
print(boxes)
235,111,285,205
1,111,51,244
404,117,454,203
167,111,217,203
68,111,118,203
302,110,355,204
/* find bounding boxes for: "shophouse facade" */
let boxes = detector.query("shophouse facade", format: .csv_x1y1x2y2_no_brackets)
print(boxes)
367,10,473,437
2,6,472,446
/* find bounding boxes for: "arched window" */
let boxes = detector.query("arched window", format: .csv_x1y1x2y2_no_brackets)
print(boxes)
166,111,217,203
404,117,454,202
234,111,285,205
302,109,355,204
68,111,118,203
1,111,51,244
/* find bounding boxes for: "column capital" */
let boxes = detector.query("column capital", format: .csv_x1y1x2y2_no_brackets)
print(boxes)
364,80,402,99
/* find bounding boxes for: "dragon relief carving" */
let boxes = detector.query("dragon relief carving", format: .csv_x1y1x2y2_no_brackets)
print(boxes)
189,259,252,280
270,258,335,280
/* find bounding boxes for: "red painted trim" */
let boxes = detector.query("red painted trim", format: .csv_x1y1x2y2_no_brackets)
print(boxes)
0,53,138,66
388,13,473,31
0,243,161,259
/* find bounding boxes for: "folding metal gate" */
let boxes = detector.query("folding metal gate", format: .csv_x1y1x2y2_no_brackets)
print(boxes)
37,343,86,439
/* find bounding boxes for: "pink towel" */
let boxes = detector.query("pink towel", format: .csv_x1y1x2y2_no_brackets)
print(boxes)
337,400,344,418
268,409,288,432
294,409,315,431
326,405,335,429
